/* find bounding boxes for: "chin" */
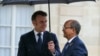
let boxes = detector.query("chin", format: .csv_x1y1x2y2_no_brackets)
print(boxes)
63,35,67,38
41,29,45,32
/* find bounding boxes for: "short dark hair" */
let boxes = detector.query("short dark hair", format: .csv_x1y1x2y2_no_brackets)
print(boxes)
65,20,81,35
31,10,47,21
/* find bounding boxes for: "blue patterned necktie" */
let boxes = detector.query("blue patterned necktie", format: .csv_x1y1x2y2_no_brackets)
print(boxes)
37,33,42,52
62,42,70,56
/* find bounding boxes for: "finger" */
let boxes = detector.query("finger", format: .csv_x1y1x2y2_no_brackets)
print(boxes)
48,41,54,44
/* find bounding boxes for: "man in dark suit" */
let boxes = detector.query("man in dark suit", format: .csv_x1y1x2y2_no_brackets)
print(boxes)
17,11,60,56
62,19,88,56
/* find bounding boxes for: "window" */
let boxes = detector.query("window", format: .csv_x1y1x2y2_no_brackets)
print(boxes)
0,5,34,56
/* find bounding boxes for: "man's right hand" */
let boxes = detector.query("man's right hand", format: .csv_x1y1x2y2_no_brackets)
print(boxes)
48,41,55,54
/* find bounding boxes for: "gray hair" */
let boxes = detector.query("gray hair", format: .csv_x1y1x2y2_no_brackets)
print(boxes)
70,20,81,35
65,20,81,35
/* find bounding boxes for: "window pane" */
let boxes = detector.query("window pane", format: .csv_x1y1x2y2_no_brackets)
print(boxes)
0,27,11,46
15,48,18,56
16,5,34,26
0,48,10,56
15,27,32,46
0,5,12,25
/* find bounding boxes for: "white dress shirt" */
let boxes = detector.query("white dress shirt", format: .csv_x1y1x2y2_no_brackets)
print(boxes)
68,35,77,43
33,29,44,42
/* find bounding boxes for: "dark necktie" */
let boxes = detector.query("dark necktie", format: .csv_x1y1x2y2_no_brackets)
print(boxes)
62,42,70,56
37,33,42,52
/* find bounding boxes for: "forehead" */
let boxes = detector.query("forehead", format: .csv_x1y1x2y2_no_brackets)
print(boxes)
36,15,46,19
35,15,47,21
64,21,72,27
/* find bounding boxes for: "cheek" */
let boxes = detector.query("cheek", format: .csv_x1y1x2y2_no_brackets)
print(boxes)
42,23,47,26
68,29,74,34
65,29,72,34
41,23,47,28
64,29,68,34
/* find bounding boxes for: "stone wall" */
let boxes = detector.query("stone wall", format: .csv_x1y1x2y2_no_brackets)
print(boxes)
34,1,100,56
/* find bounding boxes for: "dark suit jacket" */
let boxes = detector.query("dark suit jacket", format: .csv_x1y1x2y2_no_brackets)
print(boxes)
17,30,60,56
62,36,88,56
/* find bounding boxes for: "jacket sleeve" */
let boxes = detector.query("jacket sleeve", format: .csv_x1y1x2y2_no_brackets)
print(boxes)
17,35,27,56
72,43,88,56
52,33,61,56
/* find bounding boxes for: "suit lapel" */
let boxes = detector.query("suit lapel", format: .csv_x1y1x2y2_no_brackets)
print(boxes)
42,31,50,44
66,36,79,52
29,30,37,44
25,30,38,53
29,31,48,47
63,36,78,51
42,31,52,49
43,31,46,44
68,36,79,49
71,36,79,44
62,36,80,56
62,43,73,56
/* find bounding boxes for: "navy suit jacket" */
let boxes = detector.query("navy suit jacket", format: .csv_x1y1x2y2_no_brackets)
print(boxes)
62,36,88,56
17,30,61,56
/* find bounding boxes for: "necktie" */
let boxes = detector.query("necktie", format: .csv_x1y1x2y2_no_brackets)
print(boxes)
37,33,42,52
62,42,70,56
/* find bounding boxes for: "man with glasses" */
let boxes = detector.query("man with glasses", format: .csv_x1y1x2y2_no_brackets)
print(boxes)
62,19,88,56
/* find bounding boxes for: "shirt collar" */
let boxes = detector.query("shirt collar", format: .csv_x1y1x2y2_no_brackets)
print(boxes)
68,35,77,43
33,29,44,42
34,29,44,36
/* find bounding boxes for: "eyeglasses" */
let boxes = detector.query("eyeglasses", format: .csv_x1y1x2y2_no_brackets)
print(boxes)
63,27,72,29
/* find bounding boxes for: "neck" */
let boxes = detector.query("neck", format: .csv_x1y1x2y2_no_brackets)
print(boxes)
67,34,77,40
